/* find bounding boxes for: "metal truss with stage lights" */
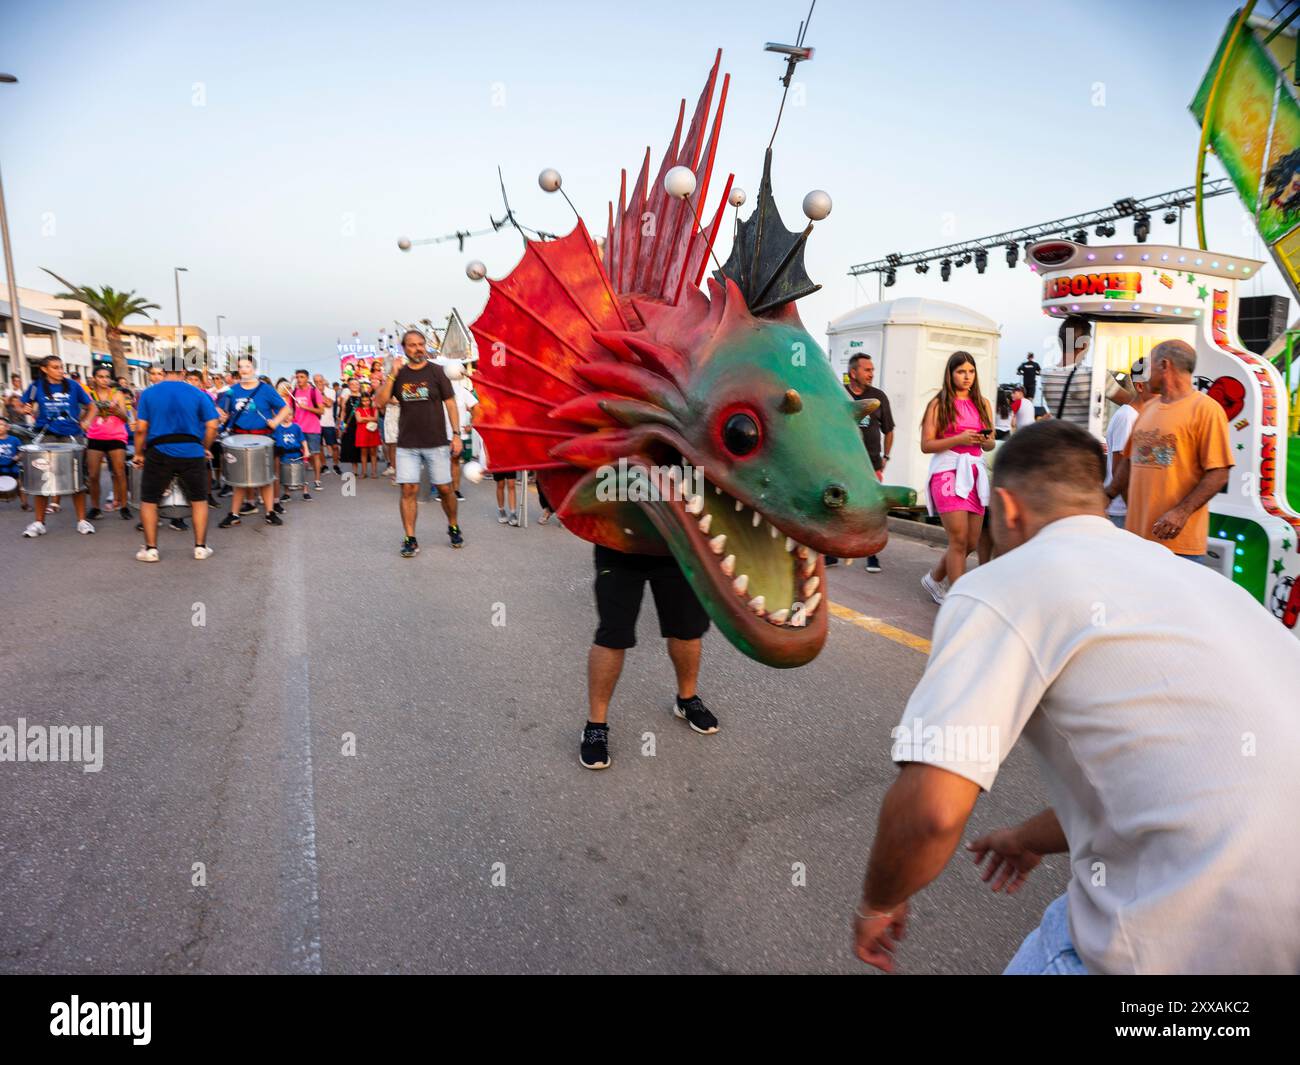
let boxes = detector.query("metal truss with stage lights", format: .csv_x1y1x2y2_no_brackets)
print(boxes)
850,178,1237,288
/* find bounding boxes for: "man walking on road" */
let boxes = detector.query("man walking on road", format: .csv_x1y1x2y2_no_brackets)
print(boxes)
375,330,463,557
1016,351,1040,403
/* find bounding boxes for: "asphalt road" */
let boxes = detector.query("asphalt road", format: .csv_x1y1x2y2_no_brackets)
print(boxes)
0,467,1066,974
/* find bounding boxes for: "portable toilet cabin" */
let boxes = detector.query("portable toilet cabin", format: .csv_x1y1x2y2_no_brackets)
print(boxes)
826,297,1001,502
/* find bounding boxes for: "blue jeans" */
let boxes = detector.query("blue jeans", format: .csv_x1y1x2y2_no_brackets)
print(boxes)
1003,894,1088,975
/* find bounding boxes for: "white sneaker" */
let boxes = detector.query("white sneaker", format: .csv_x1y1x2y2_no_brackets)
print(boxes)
193,545,213,560
921,571,946,605
77,519,95,535
497,508,508,524
22,521,46,538
136,546,160,563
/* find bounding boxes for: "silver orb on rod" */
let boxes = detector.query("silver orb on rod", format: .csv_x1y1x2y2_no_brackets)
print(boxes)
466,260,488,282
802,189,832,221
728,187,747,207
663,165,697,200
538,168,563,193
397,236,412,251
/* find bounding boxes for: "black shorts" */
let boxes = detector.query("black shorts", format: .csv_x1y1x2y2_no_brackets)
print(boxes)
493,470,518,482
322,427,337,446
86,439,126,453
593,545,710,649
141,450,209,505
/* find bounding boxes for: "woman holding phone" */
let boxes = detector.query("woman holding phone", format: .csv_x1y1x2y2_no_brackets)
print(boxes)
919,351,995,603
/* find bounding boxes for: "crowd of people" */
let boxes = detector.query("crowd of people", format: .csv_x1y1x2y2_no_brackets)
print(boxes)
2,329,481,560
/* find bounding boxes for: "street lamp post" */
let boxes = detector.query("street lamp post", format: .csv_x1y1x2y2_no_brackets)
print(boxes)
173,266,188,371
0,72,29,388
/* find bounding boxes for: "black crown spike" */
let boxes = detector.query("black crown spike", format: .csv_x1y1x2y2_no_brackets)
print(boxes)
715,148,820,316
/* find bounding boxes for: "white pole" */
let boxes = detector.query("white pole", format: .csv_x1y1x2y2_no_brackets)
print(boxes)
0,161,27,388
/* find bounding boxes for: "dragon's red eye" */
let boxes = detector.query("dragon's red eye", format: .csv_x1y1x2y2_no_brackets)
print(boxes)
722,412,760,456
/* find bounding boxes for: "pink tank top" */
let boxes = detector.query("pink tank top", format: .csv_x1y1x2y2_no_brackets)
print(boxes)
84,388,129,441
941,398,983,456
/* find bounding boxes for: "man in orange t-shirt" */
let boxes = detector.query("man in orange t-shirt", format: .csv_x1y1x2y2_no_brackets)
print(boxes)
1107,339,1233,560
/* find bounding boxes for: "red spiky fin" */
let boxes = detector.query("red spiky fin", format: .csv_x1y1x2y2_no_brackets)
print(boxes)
606,50,732,305
469,221,631,473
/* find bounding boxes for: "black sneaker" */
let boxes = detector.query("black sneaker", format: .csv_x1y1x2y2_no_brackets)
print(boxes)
265,511,283,526
239,502,258,515
454,490,465,501
825,556,840,567
673,695,719,735
400,536,419,558
207,495,219,507
866,555,881,573
273,502,285,514
280,492,290,502
448,524,464,548
120,505,132,520
302,491,312,500
86,507,103,520
170,518,189,531
219,484,233,498
333,464,342,475
580,722,610,770
218,513,240,528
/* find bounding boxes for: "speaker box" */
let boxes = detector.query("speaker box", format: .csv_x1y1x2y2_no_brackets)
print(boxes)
1237,294,1290,355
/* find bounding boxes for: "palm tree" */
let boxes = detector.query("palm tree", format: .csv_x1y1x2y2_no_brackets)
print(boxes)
42,268,160,381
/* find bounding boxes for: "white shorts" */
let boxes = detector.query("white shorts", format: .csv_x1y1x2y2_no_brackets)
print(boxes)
383,407,400,444
395,445,451,486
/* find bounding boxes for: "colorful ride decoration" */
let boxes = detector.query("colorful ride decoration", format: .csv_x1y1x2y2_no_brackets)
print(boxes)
1029,238,1300,636
468,52,890,667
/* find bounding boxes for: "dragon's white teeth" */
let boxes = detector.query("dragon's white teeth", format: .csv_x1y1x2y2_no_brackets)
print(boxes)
685,494,704,515
697,512,712,534
796,545,810,560
720,554,736,578
708,533,727,555
785,536,796,553
734,498,744,512
803,576,820,597
806,591,822,614
769,523,779,539
714,483,722,495
767,608,789,626
732,573,748,595
748,595,765,614
751,510,762,528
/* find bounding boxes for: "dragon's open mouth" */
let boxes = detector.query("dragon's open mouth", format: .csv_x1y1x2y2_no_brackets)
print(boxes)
641,466,829,668
683,478,822,626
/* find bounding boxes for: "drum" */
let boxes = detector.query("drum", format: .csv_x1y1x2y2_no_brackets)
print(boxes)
158,479,191,519
0,475,18,501
20,441,85,496
222,434,275,487
279,461,307,490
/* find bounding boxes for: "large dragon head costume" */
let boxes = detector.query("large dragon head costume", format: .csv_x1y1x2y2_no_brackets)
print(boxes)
470,52,891,668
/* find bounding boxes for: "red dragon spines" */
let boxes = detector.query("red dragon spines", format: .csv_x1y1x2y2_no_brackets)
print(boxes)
572,362,687,417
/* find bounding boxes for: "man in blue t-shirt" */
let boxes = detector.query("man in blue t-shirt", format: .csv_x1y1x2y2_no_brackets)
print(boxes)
18,356,96,538
273,420,312,504
133,366,220,562
215,355,290,529
0,416,29,510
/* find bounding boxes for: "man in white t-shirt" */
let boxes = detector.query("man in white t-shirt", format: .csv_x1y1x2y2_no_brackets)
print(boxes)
853,419,1300,975
1102,361,1150,528
313,373,340,475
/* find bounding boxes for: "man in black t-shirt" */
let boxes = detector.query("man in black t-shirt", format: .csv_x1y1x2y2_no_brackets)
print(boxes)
374,331,463,556
832,353,894,573
1017,352,1040,402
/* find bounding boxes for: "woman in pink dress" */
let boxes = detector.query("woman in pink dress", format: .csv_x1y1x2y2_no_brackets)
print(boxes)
919,351,995,603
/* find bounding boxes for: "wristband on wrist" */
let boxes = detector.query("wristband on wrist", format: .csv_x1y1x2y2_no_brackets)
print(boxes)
854,904,896,922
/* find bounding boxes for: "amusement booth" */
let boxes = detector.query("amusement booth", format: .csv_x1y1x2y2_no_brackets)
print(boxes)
825,297,1001,502
1027,238,1300,637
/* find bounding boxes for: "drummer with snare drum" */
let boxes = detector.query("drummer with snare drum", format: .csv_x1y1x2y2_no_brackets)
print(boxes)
132,360,221,562
215,355,291,529
18,355,95,538
0,416,29,510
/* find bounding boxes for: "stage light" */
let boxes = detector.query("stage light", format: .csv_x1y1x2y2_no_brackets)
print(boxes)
884,268,896,287
1163,210,1178,225
961,252,972,264
1134,211,1150,242
916,262,930,274
974,248,988,274
1005,242,1018,268
940,259,952,281
1073,229,1087,244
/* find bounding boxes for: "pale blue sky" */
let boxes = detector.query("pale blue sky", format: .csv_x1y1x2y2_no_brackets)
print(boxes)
0,0,1280,381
